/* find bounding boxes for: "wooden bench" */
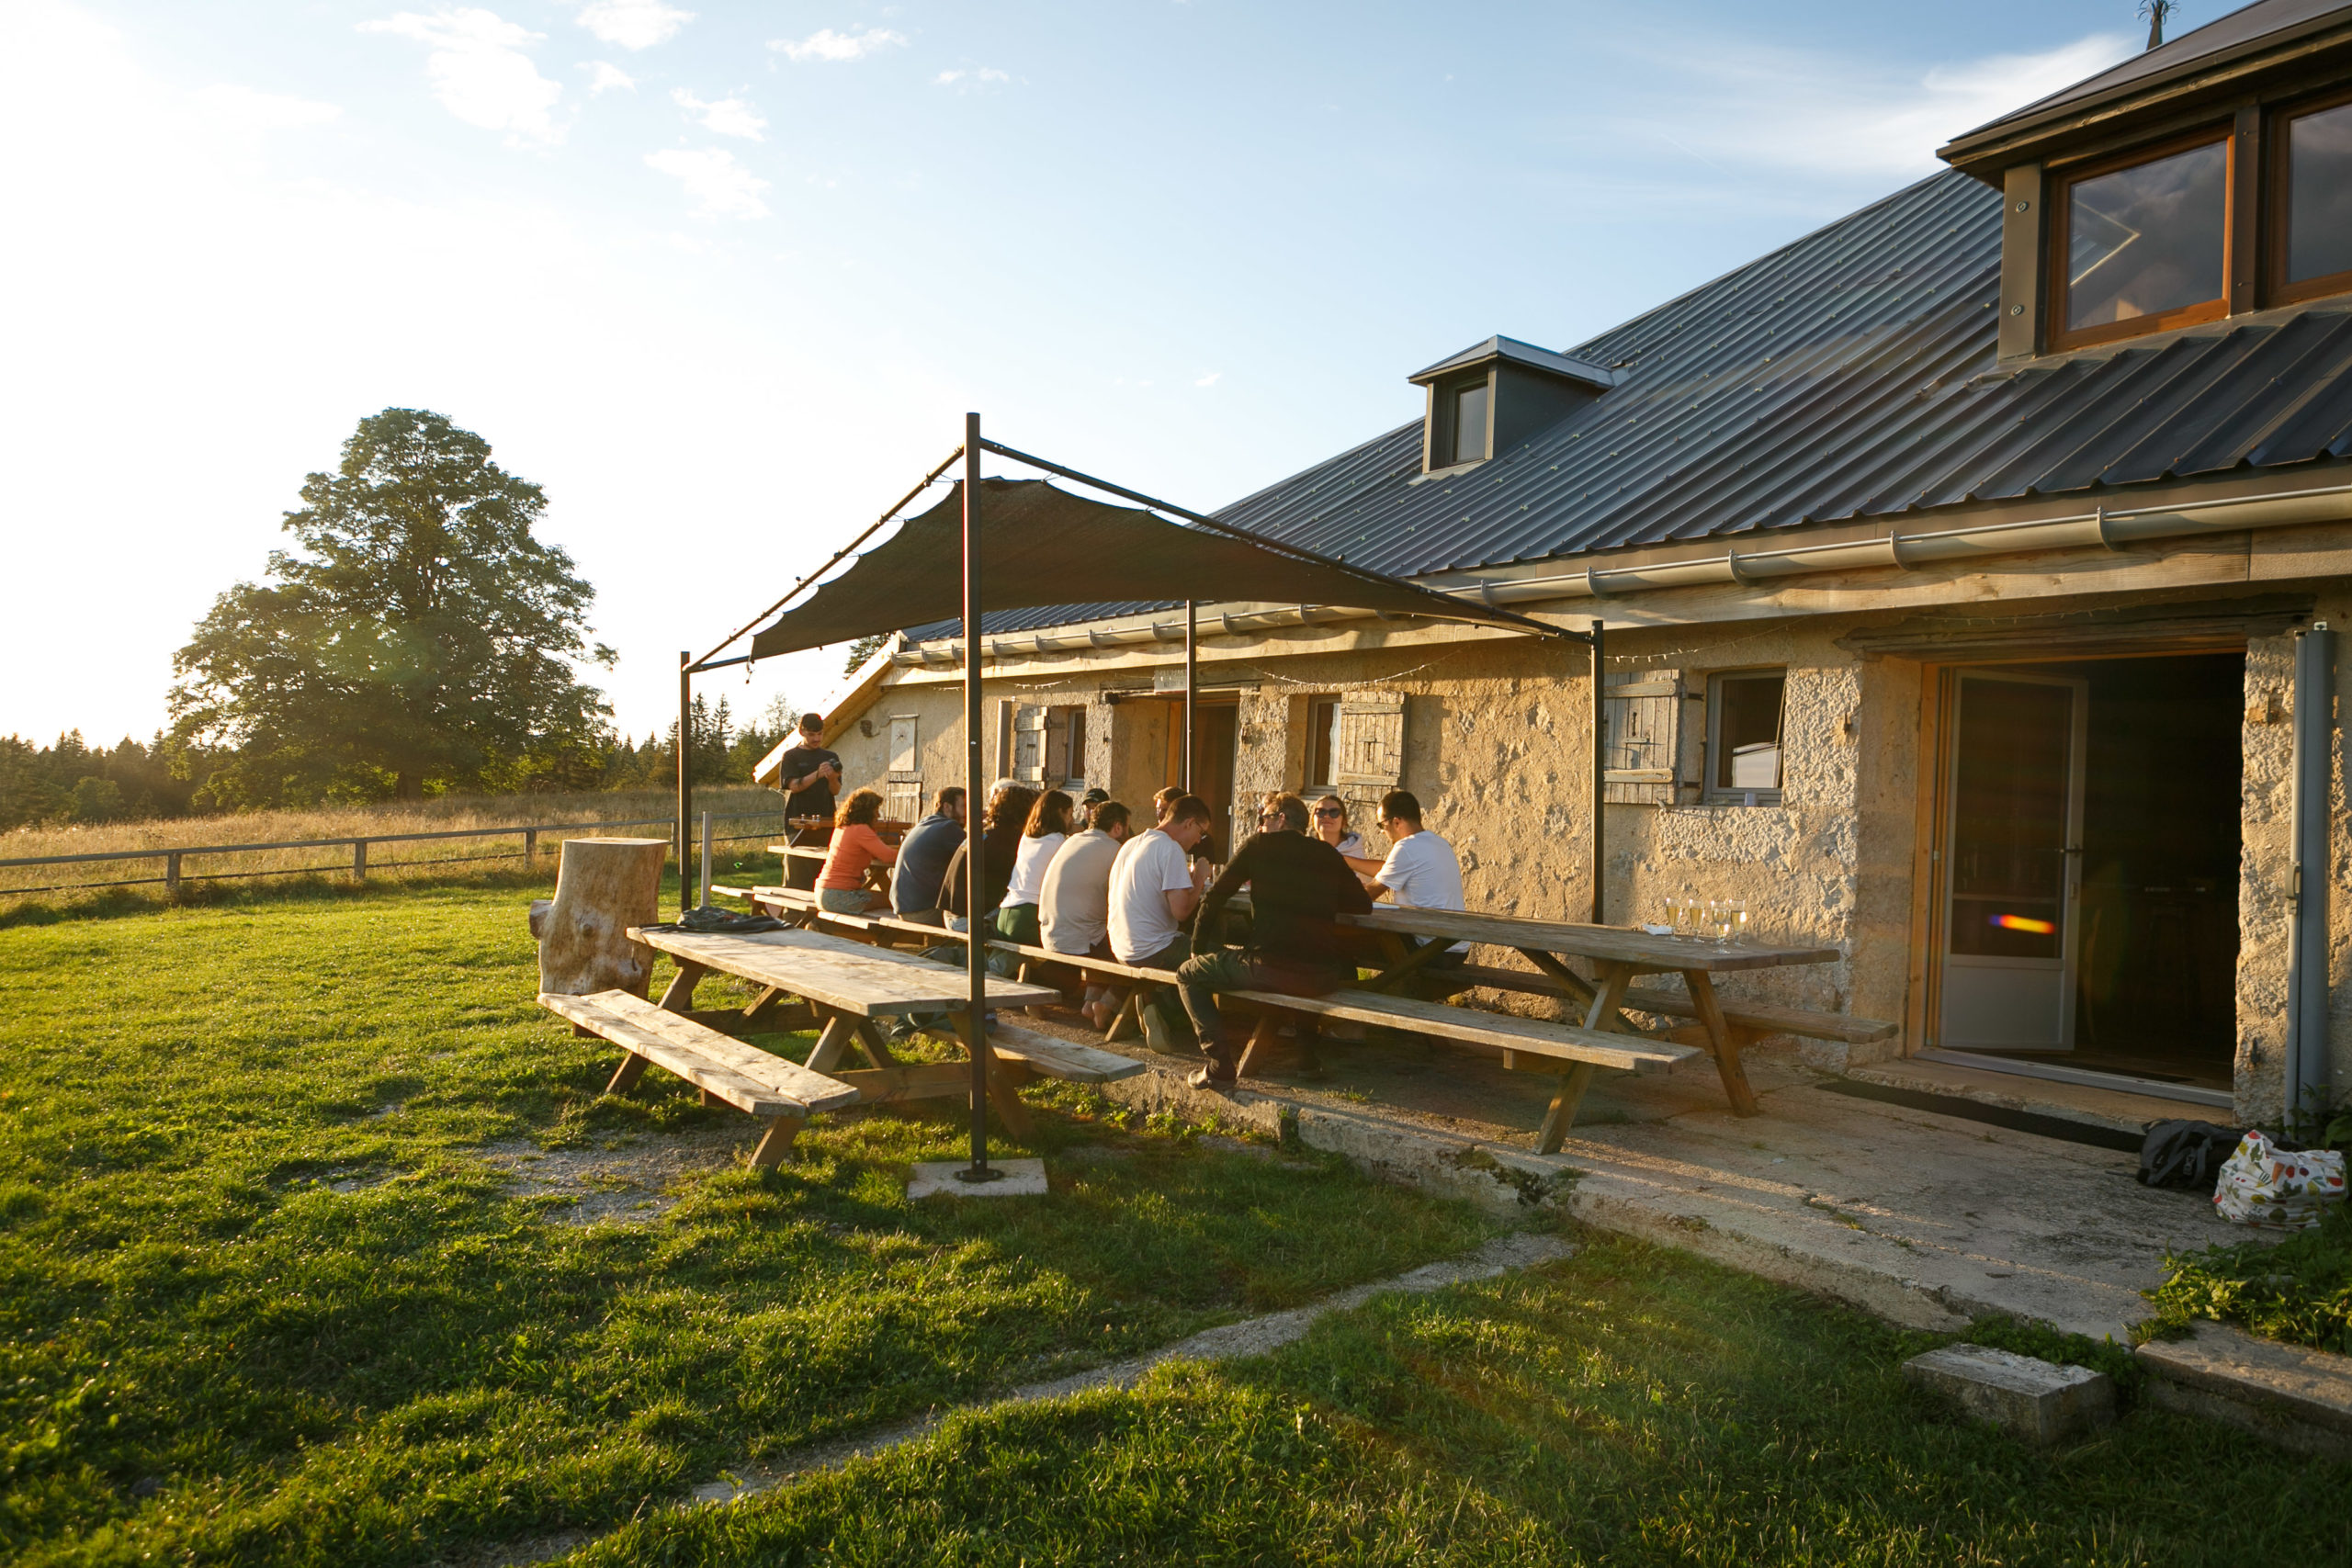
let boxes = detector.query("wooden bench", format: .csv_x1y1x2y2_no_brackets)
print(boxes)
1442,963,1896,1048
982,939,1181,1043
539,988,859,1166
1216,986,1698,1149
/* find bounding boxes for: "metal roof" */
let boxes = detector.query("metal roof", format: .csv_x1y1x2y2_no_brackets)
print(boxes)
919,166,2352,643
1410,334,1616,390
1942,0,2352,164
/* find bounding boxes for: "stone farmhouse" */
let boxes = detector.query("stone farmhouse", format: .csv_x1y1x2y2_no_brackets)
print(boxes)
815,0,2352,1123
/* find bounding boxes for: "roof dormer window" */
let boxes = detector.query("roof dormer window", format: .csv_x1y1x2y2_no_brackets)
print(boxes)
1448,379,1490,466
2051,129,2231,351
1409,335,1614,476
2275,90,2352,304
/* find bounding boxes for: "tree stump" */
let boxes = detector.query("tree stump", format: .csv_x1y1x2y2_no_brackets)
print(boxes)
537,837,668,998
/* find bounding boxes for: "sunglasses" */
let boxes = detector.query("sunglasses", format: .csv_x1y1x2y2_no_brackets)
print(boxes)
1313,807,1344,818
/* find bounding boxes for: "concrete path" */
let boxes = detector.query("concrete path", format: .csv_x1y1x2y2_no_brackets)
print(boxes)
1069,1021,2260,1342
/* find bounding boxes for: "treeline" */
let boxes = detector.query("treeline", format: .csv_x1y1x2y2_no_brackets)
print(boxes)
0,694,793,833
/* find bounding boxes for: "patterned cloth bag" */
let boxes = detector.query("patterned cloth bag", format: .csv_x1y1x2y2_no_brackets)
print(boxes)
2211,1131,2348,1230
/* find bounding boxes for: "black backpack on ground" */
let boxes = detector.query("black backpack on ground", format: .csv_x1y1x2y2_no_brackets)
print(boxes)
2137,1120,2247,1189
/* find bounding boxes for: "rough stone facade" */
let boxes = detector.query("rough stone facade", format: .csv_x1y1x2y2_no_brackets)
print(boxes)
817,575,2352,1122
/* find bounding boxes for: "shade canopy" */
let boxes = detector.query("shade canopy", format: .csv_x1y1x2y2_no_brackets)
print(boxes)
745,477,1535,660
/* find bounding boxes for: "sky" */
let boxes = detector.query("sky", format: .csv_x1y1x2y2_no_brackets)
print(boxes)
0,0,2222,749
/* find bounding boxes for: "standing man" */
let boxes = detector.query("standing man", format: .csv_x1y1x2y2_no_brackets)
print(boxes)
1107,794,1214,1050
1177,793,1371,1088
774,712,842,891
891,786,967,920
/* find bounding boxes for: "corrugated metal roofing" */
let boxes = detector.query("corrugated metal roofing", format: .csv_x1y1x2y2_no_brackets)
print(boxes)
916,166,2352,642
1944,0,2349,157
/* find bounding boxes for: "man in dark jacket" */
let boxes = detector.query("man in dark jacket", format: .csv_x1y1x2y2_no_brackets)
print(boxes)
890,787,967,919
1175,792,1371,1088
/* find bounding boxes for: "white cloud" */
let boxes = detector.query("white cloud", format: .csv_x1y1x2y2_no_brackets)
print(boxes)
672,88,764,141
573,0,692,51
360,8,564,146
933,66,1010,87
582,61,635,95
771,27,905,62
194,84,342,132
644,146,769,218
1625,31,2129,181
1193,371,1220,388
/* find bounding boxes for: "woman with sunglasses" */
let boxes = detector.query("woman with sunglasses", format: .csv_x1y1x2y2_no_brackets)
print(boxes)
1311,795,1369,862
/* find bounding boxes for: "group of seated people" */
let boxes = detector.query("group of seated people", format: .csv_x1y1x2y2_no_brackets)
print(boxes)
808,769,1467,1090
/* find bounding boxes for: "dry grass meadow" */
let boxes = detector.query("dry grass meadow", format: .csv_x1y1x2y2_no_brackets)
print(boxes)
0,785,783,908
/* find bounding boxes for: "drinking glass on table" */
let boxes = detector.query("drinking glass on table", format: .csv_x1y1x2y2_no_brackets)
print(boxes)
1727,897,1748,946
1672,893,1697,939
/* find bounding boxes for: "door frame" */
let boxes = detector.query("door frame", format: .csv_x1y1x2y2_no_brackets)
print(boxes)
1903,640,2249,1059
1935,668,2089,1054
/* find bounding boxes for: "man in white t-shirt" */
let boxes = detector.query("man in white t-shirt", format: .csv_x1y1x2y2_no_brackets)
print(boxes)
1107,794,1214,1049
1041,800,1134,1029
1363,789,1470,988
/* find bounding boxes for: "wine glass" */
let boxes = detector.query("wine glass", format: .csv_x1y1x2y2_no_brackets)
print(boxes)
1728,897,1748,947
1672,892,1697,940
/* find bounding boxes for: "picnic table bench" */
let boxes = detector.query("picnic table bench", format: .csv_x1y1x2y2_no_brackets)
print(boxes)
538,923,1140,1159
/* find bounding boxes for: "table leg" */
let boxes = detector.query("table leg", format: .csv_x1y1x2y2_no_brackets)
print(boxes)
1103,988,1142,1044
751,1111,807,1168
1518,949,1601,1010
952,1010,1033,1139
657,959,707,1013
1235,1013,1280,1078
1534,961,1633,1155
1360,936,1453,996
1685,970,1759,1117
604,1053,649,1094
806,1009,859,1075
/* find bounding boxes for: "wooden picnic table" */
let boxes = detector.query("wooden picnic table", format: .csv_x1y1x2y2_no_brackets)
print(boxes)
772,843,891,893
1337,907,1839,1125
626,924,1098,1137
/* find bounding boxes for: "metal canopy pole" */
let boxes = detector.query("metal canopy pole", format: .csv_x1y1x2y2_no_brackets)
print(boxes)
1589,618,1605,927
677,650,693,917
958,412,1000,1183
1183,600,1197,793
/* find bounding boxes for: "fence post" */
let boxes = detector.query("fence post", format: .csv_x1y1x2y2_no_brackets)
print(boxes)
525,828,538,865
353,839,368,881
165,851,181,891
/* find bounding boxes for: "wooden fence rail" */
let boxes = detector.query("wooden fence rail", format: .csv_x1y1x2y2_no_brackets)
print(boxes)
0,811,791,897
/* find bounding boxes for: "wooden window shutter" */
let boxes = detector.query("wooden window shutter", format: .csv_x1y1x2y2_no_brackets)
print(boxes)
1334,691,1406,787
884,716,921,822
1602,671,1681,806
1012,705,1048,784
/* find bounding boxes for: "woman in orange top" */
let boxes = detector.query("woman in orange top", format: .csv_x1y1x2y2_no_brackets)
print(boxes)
818,788,898,913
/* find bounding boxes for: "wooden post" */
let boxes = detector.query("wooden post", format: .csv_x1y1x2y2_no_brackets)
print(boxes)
677,650,693,917
164,851,181,891
537,837,669,998
1589,616,1605,927
961,411,997,1181
353,839,368,881
524,828,538,866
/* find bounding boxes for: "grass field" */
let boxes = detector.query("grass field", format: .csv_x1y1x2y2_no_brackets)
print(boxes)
0,786,780,911
0,874,1494,1567
4,878,2347,1568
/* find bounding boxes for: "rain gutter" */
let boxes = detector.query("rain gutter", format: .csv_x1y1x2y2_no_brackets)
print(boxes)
891,479,2352,666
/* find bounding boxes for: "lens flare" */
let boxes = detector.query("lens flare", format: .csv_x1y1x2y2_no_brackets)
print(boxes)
1990,913,2056,934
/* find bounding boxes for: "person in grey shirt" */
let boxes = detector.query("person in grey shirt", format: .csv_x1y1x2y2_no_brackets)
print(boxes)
889,787,967,919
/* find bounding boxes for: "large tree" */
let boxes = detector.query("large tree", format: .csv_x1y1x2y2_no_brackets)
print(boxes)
171,408,614,803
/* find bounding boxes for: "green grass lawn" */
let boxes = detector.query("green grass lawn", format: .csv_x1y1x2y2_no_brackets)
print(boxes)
0,874,1494,1567
6,874,2348,1568
578,1233,2352,1567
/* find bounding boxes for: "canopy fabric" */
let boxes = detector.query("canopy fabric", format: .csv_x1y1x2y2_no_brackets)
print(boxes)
745,478,1525,659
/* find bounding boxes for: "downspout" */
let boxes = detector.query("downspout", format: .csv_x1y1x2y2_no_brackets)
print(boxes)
2287,622,2335,1130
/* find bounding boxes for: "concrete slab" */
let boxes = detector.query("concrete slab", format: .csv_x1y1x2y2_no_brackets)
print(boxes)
907,1158,1047,1199
1902,1344,2115,1444
2138,1321,2352,1459
1851,1055,2237,1136
1020,1014,2273,1341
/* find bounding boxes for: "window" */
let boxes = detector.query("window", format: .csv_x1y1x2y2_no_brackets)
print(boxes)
1061,705,1087,784
1706,671,1785,804
2052,130,2231,350
1451,381,1489,465
1306,696,1341,787
2274,93,2352,305
1042,704,1087,785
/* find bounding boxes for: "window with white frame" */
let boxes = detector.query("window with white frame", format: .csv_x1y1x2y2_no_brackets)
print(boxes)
1705,670,1785,805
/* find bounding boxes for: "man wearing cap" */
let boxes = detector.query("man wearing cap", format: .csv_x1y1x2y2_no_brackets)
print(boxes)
775,712,842,891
